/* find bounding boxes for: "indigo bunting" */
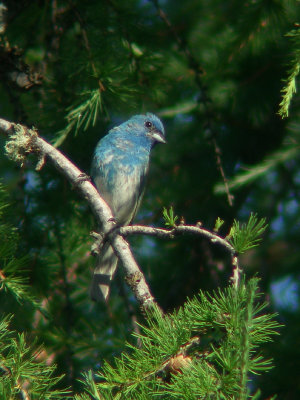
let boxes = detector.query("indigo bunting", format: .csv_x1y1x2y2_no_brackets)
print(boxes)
91,113,166,301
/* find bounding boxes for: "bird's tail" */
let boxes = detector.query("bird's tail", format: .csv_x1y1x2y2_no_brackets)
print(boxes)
90,242,118,301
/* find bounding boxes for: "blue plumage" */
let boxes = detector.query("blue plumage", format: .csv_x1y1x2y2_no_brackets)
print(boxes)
91,113,166,301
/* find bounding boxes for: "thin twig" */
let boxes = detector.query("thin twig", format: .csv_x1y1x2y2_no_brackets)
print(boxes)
120,224,235,255
120,224,239,280
211,137,234,206
150,0,233,206
68,0,105,92
231,255,241,289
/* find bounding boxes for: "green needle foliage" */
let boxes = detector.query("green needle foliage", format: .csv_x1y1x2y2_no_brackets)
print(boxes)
163,206,179,228
54,89,103,148
76,278,280,399
228,214,268,254
0,183,39,307
214,217,225,232
278,26,300,118
214,146,299,193
1,0,299,397
0,316,69,399
0,185,68,399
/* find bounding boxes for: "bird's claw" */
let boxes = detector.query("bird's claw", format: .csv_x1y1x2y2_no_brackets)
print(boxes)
90,231,104,256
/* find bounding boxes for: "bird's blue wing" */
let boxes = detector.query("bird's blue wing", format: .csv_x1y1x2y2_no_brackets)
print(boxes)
91,139,148,225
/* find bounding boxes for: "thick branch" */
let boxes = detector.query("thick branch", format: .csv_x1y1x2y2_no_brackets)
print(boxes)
0,117,158,312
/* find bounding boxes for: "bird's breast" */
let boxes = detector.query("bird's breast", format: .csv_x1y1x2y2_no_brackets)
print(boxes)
94,162,148,226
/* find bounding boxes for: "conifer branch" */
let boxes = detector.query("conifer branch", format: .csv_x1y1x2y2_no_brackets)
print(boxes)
53,89,103,148
86,279,280,398
150,0,233,206
51,1,106,147
0,117,158,312
278,26,300,118
0,317,68,399
120,212,266,289
214,145,299,193
69,0,106,92
0,116,266,308
279,57,300,118
120,224,235,255
0,266,39,307
120,222,241,286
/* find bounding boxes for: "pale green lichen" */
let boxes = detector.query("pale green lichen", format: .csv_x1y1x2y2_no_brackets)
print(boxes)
5,124,37,166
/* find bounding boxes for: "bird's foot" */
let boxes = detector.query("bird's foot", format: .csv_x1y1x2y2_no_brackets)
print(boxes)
90,223,119,256
90,231,104,256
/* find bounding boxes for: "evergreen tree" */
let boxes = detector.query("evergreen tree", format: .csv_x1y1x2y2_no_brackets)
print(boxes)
0,0,299,398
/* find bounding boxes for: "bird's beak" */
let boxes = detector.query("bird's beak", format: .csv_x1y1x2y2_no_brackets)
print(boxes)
150,130,167,144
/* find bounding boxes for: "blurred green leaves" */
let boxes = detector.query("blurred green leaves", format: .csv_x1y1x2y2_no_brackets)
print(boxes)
53,89,103,147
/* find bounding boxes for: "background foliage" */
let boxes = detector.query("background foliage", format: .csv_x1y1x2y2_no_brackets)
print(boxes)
0,0,299,398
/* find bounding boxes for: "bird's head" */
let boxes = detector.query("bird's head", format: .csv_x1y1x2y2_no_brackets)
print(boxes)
128,113,166,146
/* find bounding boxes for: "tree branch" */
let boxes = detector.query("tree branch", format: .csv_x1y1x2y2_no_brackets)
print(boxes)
0,116,241,310
120,224,235,255
0,117,158,312
150,0,233,206
120,223,240,285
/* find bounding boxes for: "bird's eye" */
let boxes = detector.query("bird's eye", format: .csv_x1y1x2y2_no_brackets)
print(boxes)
145,121,153,128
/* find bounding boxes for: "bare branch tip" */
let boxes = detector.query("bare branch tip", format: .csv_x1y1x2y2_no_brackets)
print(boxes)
179,217,185,225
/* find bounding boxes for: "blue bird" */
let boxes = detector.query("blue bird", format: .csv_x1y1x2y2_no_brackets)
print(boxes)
91,113,166,301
